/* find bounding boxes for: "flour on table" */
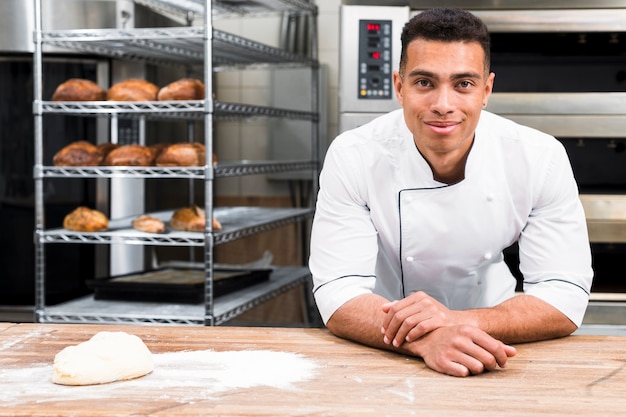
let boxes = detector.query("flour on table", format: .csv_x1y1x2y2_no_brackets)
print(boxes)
2,348,318,406
52,331,154,386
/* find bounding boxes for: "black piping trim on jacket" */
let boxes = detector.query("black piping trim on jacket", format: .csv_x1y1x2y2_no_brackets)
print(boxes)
397,185,451,298
524,278,590,296
312,274,377,295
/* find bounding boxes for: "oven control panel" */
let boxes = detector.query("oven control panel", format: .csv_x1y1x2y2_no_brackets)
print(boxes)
358,19,392,99
339,5,409,127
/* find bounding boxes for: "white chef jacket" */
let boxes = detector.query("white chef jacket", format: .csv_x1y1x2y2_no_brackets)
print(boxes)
309,109,593,327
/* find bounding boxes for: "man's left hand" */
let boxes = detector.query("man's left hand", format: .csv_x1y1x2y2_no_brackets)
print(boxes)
381,291,473,347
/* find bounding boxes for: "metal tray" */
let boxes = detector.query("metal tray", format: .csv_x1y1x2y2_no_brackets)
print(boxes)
86,267,272,304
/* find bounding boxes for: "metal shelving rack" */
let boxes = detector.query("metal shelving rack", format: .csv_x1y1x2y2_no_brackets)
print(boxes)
32,0,319,325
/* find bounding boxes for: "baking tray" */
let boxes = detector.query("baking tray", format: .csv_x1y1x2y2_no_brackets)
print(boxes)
86,267,272,304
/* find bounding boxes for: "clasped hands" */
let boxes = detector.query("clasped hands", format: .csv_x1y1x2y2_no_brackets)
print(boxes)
381,291,516,377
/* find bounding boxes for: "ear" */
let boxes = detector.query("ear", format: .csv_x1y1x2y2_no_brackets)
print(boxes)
393,71,404,106
482,72,495,108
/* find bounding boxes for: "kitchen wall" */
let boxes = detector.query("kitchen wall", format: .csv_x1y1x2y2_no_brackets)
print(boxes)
213,0,341,198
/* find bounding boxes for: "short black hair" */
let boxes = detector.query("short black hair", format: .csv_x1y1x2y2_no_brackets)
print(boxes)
399,8,491,76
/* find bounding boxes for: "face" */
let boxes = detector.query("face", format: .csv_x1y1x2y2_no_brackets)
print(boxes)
394,38,494,164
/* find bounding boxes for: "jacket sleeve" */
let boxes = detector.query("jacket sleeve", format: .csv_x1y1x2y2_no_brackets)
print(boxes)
519,141,593,327
308,137,380,324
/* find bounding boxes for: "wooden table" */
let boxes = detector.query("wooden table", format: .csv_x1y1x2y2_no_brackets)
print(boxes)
1,322,625,416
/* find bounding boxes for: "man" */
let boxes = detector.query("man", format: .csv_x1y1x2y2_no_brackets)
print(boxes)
309,8,593,377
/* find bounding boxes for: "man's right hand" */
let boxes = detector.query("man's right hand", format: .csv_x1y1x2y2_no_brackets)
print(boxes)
404,324,517,377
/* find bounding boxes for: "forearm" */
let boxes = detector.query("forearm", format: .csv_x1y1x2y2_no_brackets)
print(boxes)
325,293,518,377
467,294,577,344
326,293,405,353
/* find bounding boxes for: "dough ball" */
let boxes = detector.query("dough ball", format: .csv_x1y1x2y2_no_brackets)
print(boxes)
52,331,154,386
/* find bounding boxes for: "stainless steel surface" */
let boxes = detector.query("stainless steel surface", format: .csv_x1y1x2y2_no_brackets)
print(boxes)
486,93,626,139
580,195,626,243
338,5,407,125
268,65,329,181
486,93,626,116
0,0,318,54
0,0,117,53
468,9,626,32
342,0,626,10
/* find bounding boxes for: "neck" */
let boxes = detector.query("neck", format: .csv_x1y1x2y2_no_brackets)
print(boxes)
415,137,474,185
415,145,471,185
430,156,467,184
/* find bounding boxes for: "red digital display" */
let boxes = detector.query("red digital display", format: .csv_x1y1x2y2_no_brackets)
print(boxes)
367,23,381,32
370,51,381,59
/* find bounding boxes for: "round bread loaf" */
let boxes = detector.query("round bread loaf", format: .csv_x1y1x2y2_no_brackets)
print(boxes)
102,144,156,166
157,78,205,100
170,205,221,232
63,206,109,232
132,215,166,234
53,141,102,166
51,78,106,101
155,143,206,166
106,79,159,101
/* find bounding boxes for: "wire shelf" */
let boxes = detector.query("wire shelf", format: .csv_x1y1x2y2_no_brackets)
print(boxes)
134,0,317,24
41,26,317,68
38,100,317,121
39,160,316,179
40,206,314,247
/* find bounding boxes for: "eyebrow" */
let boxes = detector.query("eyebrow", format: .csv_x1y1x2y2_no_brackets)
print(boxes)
406,69,482,81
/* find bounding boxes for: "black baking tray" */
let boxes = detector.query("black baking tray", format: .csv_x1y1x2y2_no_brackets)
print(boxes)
86,267,272,304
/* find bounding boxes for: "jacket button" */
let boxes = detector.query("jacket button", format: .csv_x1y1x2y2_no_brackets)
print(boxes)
483,252,492,260
486,193,495,201
406,256,415,262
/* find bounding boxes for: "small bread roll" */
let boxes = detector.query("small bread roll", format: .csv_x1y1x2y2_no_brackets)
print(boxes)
51,78,106,101
157,78,205,100
170,205,221,232
53,141,102,166
106,79,159,101
155,143,205,166
132,215,166,234
63,206,109,232
102,144,156,166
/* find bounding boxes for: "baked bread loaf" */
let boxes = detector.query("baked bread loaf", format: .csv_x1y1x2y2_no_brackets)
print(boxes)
102,144,156,166
53,141,101,166
63,206,109,232
155,143,206,166
51,78,106,101
157,78,205,100
170,205,221,232
132,215,166,234
106,79,159,101
97,143,120,162
148,143,170,161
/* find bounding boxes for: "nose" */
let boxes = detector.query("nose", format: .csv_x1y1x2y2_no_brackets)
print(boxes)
431,86,455,115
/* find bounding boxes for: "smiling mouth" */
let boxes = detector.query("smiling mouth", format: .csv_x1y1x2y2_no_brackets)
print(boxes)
426,120,458,127
426,121,459,134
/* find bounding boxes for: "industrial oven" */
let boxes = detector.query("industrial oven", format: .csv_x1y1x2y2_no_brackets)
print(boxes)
338,0,626,326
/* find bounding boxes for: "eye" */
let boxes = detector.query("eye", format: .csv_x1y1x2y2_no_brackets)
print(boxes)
415,79,432,87
457,80,473,89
